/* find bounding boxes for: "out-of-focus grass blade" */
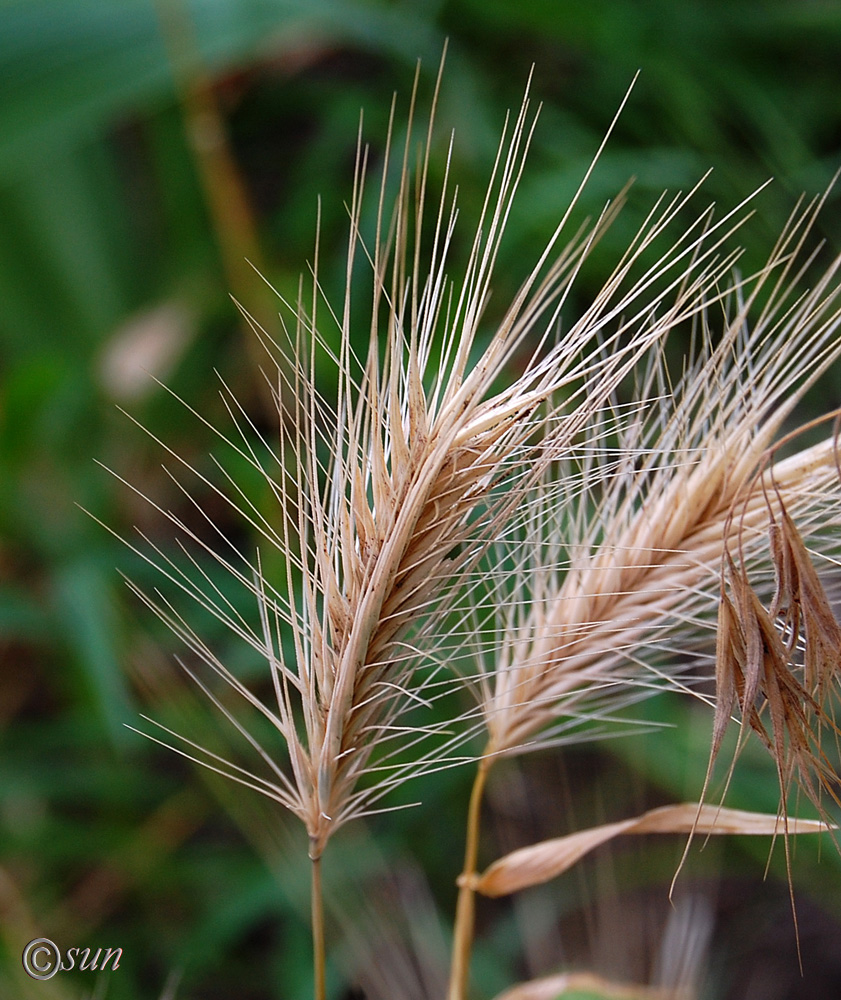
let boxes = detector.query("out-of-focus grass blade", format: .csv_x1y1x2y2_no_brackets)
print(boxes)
53,557,134,747
0,0,443,179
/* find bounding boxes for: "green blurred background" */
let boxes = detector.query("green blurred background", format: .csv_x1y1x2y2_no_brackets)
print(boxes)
3,2,841,998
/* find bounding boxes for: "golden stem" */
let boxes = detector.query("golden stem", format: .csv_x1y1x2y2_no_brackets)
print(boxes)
448,754,492,1000
311,855,326,1000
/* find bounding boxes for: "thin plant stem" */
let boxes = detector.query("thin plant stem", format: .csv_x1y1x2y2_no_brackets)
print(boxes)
311,854,326,1000
448,754,492,1000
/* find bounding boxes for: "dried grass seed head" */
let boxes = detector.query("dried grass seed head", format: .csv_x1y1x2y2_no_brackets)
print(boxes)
110,66,841,861
465,192,841,761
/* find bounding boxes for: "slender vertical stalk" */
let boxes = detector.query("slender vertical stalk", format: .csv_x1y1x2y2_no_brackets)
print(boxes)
448,755,492,1000
311,855,326,1000
152,0,284,413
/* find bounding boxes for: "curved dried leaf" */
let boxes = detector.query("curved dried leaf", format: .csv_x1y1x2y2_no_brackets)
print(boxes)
473,802,833,897
493,971,677,1000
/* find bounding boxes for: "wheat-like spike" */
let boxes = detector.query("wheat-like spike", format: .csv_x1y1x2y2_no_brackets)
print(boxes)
468,206,841,758
113,64,778,873
283,105,757,857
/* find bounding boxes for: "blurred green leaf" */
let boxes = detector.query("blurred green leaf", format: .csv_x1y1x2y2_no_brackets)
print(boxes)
53,556,133,747
0,585,43,639
0,0,445,180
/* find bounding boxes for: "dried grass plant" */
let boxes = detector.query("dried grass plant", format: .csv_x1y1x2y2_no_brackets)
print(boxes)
107,57,841,1000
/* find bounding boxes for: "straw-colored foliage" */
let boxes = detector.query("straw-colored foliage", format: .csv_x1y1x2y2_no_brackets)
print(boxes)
469,803,833,898
492,971,690,1000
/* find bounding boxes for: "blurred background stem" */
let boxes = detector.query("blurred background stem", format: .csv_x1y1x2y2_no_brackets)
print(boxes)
153,0,279,410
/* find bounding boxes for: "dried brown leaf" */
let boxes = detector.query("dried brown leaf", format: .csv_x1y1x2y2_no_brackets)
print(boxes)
471,803,831,897
780,506,841,696
493,971,678,1000
712,499,841,833
710,580,740,769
